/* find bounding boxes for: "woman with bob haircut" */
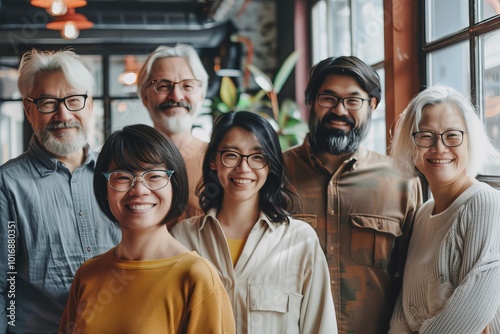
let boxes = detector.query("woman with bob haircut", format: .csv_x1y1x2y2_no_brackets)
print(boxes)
59,124,235,333
389,85,500,333
171,111,337,333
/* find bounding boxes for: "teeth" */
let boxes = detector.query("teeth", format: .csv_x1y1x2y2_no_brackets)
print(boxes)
233,179,252,184
429,159,452,164
129,204,153,210
331,121,347,125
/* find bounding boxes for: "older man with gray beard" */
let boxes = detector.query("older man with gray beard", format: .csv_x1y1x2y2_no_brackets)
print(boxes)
137,44,209,227
0,48,120,333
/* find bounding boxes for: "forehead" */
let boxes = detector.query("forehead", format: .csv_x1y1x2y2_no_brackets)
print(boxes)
218,126,262,149
150,57,194,79
31,70,81,96
317,74,367,96
419,103,465,128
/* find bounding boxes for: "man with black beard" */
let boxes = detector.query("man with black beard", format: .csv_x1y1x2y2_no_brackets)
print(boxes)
137,44,208,227
283,56,422,334
0,48,120,333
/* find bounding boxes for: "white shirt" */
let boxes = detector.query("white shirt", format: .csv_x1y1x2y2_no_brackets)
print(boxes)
171,209,338,334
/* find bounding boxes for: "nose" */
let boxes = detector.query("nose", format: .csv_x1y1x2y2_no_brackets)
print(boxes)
53,101,74,122
235,157,252,171
330,100,349,116
128,176,151,196
167,83,185,102
432,137,449,153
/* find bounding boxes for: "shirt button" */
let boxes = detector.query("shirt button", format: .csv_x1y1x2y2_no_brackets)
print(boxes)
79,211,83,216
87,246,92,252
329,210,335,215
328,246,334,254
331,280,336,285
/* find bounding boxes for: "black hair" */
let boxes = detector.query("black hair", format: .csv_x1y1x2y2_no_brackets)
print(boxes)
197,111,297,223
93,124,188,227
304,56,382,132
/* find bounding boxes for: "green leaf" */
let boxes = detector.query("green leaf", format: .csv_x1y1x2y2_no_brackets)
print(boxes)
220,76,238,109
247,64,274,92
273,50,300,94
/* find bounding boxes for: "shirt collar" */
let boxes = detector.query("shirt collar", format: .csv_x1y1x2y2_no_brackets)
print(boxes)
200,208,278,231
27,135,95,177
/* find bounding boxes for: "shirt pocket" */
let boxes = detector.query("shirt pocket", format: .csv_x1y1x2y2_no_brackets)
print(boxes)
248,284,303,334
292,213,317,229
350,214,402,268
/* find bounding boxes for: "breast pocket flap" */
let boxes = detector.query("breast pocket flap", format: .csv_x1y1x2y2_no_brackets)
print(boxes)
350,214,402,237
249,285,289,313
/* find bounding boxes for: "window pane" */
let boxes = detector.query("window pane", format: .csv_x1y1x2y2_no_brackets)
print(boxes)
353,0,384,64
0,101,23,164
330,0,351,56
111,98,153,134
427,41,470,98
110,55,147,96
478,0,500,22
481,30,500,175
88,99,105,151
312,0,329,65
0,58,20,99
361,68,386,154
426,0,468,42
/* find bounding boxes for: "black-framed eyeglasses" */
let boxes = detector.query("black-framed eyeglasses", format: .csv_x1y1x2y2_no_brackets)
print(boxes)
317,93,371,111
146,79,202,95
26,94,88,114
217,150,268,170
412,130,466,148
102,170,174,192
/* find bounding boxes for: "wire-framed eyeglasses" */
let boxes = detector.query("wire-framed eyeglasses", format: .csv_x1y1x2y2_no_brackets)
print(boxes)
146,79,202,95
26,94,88,114
317,93,371,111
412,130,466,148
102,170,174,192
217,150,268,170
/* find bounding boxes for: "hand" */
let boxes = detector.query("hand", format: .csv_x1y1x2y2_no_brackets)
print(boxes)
482,325,490,334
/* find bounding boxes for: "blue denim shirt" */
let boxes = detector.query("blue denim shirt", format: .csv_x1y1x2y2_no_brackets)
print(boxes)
0,137,120,333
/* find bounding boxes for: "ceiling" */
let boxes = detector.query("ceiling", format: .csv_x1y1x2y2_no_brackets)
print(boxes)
0,0,246,52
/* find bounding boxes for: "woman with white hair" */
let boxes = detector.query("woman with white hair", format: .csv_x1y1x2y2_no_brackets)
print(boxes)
389,85,500,333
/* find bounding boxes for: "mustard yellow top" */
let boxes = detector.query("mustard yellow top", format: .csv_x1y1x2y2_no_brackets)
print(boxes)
59,249,235,333
227,238,246,266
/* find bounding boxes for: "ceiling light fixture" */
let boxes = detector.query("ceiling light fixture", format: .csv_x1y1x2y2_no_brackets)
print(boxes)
118,55,140,86
30,0,87,16
46,8,93,39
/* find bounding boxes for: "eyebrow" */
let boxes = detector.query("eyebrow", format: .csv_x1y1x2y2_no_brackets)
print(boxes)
219,145,263,151
319,89,365,97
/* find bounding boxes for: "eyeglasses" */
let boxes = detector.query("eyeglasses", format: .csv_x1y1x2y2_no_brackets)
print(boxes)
317,93,371,111
26,94,88,114
412,130,466,148
217,150,268,170
102,170,174,192
146,79,202,95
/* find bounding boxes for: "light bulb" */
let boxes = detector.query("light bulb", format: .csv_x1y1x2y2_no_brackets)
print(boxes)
47,0,68,16
61,21,79,39
118,72,138,86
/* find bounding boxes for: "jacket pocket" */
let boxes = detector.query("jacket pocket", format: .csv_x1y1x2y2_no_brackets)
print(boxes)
350,214,402,268
292,213,317,229
248,284,302,334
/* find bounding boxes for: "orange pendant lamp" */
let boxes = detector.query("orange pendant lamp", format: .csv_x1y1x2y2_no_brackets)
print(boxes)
30,0,87,16
46,8,93,39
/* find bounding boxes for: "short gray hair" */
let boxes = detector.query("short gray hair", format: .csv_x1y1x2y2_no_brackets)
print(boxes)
137,44,208,98
18,48,94,98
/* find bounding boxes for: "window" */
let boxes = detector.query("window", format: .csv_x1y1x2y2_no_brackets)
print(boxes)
310,0,386,154
424,0,500,177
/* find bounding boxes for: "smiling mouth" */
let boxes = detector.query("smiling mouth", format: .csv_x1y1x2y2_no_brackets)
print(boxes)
127,204,154,211
428,159,453,164
231,178,253,184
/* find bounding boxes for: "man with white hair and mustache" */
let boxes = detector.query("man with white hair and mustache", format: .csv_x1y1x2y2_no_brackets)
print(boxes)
0,48,120,333
137,44,209,226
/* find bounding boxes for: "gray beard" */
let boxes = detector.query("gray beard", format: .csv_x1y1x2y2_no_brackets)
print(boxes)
37,122,87,156
312,119,371,156
160,113,194,134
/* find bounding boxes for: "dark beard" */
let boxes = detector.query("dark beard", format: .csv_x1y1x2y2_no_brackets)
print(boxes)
312,113,371,155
